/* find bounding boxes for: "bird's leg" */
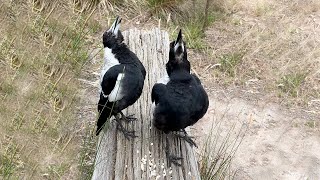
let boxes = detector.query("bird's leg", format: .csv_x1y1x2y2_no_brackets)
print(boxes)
115,114,137,139
174,129,198,148
165,134,183,166
119,111,137,123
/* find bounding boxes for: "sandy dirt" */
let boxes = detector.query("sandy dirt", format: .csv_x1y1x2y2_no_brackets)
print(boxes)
189,1,320,179
191,90,320,180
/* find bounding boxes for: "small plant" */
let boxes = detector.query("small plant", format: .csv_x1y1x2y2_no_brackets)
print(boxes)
0,81,16,96
0,141,21,179
278,72,307,97
174,7,219,49
45,163,70,179
199,122,247,180
305,120,318,128
146,0,182,13
218,52,244,77
184,20,206,49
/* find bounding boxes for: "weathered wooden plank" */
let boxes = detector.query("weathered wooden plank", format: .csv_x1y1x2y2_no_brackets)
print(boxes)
92,28,201,180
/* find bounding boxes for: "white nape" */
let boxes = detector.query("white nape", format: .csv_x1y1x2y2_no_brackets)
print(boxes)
157,72,170,85
100,47,120,83
108,73,125,102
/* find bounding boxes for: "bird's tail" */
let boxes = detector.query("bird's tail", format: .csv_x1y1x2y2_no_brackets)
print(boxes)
96,94,115,135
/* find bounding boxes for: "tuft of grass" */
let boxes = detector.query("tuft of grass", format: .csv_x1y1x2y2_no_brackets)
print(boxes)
0,140,22,179
45,163,71,179
278,72,307,97
172,5,221,49
218,52,244,77
146,0,183,14
0,81,16,96
199,121,247,180
304,120,318,129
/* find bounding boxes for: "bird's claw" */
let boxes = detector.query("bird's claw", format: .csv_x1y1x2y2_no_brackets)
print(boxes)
167,153,183,166
120,112,137,123
175,133,198,148
184,136,198,148
116,123,137,139
122,130,137,139
121,114,137,122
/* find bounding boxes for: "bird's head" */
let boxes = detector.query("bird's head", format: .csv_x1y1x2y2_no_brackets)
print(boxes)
102,16,124,49
166,29,190,76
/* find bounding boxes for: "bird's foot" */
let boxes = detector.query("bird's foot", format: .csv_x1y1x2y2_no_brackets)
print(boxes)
120,112,137,123
165,135,183,166
175,132,198,148
166,153,183,166
116,124,137,139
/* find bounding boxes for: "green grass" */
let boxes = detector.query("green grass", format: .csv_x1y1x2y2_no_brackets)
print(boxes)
305,120,318,128
147,0,178,7
0,140,21,179
146,0,183,14
170,2,221,49
45,163,71,179
218,52,244,77
278,72,307,97
143,0,222,49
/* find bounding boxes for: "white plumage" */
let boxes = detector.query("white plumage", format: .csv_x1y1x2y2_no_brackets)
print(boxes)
108,73,124,102
100,47,120,83
100,47,125,102
157,73,170,85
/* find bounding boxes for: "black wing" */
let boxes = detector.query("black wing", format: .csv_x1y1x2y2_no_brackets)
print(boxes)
191,73,201,85
151,83,167,105
101,64,125,96
96,93,115,136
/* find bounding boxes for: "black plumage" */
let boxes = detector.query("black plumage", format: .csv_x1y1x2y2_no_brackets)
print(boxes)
151,29,209,165
97,16,146,137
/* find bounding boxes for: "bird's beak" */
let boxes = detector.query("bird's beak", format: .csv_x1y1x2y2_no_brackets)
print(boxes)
175,29,182,45
174,29,184,53
108,16,122,37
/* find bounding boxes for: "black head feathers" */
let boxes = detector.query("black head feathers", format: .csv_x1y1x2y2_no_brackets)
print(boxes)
103,16,124,48
166,29,190,76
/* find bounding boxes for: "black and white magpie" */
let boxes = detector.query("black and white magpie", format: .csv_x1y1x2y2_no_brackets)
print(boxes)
97,16,146,138
151,29,209,165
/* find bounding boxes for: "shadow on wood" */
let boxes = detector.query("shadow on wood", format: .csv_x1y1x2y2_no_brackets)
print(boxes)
92,28,200,180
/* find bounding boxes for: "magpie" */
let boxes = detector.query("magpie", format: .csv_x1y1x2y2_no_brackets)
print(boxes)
97,16,146,138
151,30,209,166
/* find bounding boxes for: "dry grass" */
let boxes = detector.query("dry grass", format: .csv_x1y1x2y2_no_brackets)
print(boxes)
2,0,319,179
199,121,248,180
0,0,102,179
192,0,320,110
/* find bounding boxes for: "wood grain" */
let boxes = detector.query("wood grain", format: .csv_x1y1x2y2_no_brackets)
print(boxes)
92,28,200,180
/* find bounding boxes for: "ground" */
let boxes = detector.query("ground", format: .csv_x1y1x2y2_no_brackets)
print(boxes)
190,0,320,178
192,90,320,179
